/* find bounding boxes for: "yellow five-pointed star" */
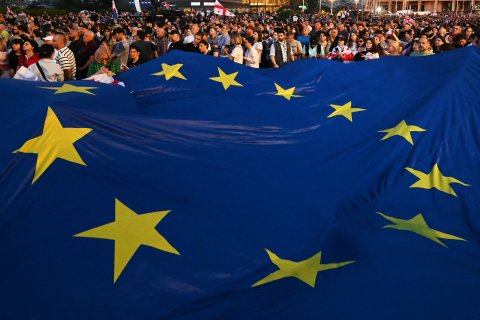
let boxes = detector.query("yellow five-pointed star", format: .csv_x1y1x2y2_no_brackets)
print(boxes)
39,83,98,95
252,249,355,288
379,120,426,145
75,199,180,283
13,107,92,184
405,163,470,197
376,212,466,247
274,83,302,100
152,63,187,80
327,101,366,122
209,67,243,90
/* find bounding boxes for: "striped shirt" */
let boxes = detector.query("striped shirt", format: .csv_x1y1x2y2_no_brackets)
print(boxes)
54,47,76,79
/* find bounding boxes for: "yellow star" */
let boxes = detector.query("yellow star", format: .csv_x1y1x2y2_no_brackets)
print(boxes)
379,120,426,145
152,63,187,80
376,212,466,247
75,199,179,283
328,101,366,122
13,107,92,184
405,163,470,197
39,83,98,95
252,249,355,288
209,67,243,90
274,83,302,100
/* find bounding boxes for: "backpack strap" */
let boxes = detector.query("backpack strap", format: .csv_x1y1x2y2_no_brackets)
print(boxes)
36,62,49,82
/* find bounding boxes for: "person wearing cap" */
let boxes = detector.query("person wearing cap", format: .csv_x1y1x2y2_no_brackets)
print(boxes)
18,39,40,70
28,44,64,82
168,30,183,52
111,27,129,67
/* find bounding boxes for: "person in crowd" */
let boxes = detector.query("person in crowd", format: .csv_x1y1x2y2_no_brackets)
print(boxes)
252,31,263,58
385,40,402,56
198,40,214,56
168,30,184,52
111,27,129,67
345,32,357,54
270,29,292,68
0,38,9,78
304,36,321,59
126,45,143,68
433,36,445,54
229,34,243,64
328,37,354,62
28,44,63,82
207,27,219,53
243,36,259,68
8,38,24,77
354,39,380,61
155,26,169,57
131,29,156,61
18,39,40,69
76,30,99,79
87,46,121,77
287,32,302,61
53,33,76,80
410,35,434,57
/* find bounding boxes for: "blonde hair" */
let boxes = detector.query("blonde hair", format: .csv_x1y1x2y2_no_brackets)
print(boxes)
232,34,243,45
94,46,111,63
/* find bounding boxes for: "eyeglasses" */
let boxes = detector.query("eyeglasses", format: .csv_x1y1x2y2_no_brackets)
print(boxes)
100,57,109,61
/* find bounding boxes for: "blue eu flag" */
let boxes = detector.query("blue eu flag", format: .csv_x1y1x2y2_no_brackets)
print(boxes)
1,47,480,319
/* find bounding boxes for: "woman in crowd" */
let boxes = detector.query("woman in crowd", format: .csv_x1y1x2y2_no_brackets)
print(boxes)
198,40,214,56
18,39,40,69
354,39,380,61
433,36,445,53
317,32,331,58
87,45,121,77
28,44,63,82
229,34,243,64
252,31,263,57
243,36,259,68
328,37,354,62
348,32,360,54
8,38,24,78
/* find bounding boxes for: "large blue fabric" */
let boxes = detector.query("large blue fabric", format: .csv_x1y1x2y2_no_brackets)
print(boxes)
1,47,479,319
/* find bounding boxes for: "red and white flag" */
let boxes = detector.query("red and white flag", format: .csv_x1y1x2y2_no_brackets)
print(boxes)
213,0,235,17
404,16,415,25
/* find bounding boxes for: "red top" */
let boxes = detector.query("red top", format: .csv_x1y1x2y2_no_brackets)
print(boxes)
18,54,40,69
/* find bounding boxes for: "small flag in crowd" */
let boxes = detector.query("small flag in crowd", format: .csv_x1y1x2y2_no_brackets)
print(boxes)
111,0,118,20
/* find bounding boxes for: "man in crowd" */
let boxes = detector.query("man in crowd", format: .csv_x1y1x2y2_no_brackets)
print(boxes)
53,32,76,80
270,29,292,68
111,27,129,66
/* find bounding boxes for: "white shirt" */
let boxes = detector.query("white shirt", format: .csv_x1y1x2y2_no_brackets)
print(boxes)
230,45,243,64
244,48,259,68
28,59,64,82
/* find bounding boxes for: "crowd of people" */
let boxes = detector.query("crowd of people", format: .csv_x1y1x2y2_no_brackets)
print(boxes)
0,8,479,81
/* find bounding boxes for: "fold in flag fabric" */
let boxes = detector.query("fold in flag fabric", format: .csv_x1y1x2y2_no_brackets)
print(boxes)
214,0,235,17
1,47,480,320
